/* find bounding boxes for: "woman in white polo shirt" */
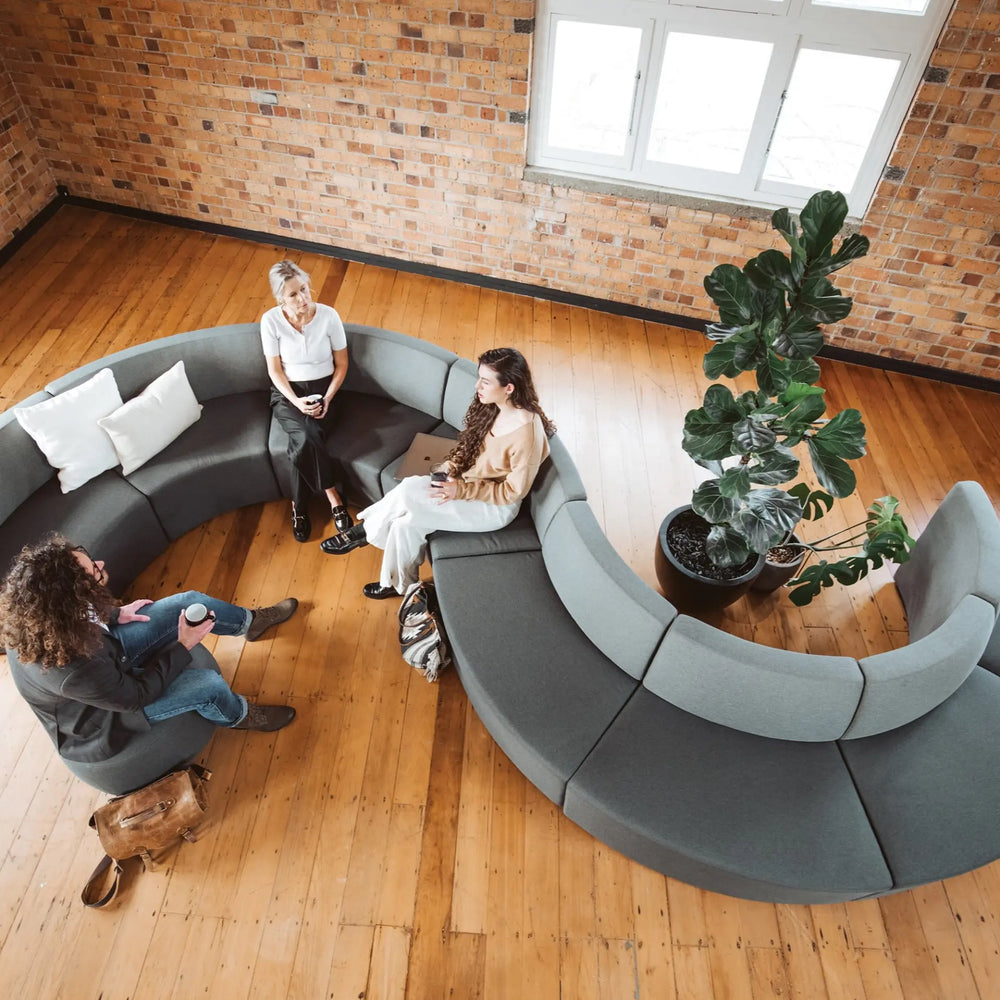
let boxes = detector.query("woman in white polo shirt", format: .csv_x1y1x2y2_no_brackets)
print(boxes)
262,259,352,542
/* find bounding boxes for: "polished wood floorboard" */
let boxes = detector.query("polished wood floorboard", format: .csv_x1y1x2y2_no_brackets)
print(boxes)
2,205,1000,998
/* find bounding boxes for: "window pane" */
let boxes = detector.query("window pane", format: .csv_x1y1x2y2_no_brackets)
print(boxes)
814,0,929,13
763,49,900,191
546,21,643,157
647,33,773,173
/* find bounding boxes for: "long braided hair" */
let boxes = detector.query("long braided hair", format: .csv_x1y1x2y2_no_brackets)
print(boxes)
0,535,117,667
447,348,555,478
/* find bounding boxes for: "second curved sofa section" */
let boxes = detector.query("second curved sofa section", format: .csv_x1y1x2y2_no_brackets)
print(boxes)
3,323,1000,902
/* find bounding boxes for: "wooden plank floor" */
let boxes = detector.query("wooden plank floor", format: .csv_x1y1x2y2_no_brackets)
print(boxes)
2,204,1000,998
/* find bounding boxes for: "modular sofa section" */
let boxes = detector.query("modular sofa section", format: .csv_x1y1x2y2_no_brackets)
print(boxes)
841,666,1000,890
434,547,638,805
565,689,894,904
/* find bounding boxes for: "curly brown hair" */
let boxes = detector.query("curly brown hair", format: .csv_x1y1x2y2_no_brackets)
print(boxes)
447,348,555,477
0,535,116,668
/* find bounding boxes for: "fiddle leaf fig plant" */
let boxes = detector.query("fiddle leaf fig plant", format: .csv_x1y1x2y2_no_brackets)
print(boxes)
680,190,913,605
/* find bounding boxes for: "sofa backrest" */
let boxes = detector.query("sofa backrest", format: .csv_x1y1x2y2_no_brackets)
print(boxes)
541,500,676,680
644,615,864,741
529,434,587,540
0,394,58,525
842,593,995,739
442,357,477,430
894,480,1000,640
47,325,269,402
343,324,456,419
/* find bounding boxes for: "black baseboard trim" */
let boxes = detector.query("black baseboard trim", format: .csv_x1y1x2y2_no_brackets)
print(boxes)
0,189,67,270
11,193,1000,395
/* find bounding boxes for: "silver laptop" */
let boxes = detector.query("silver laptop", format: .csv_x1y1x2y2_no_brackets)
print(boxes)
394,432,456,480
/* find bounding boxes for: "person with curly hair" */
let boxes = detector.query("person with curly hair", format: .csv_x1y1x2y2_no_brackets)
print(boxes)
0,536,300,767
320,347,554,599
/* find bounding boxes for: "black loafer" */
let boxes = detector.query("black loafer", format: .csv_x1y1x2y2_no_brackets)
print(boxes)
363,582,398,600
331,504,353,533
292,507,311,543
320,522,368,554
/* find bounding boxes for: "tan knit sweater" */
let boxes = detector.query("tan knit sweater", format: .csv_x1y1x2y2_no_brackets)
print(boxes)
454,413,550,505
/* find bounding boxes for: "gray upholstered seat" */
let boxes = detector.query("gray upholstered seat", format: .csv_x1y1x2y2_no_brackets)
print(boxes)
59,645,221,796
434,548,638,804
126,392,279,539
840,666,1000,890
565,689,894,904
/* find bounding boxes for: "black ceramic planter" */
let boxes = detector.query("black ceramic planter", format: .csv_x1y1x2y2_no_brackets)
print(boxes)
654,505,765,615
750,536,806,593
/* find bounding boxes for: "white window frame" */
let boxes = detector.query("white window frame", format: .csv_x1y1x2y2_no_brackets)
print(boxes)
528,0,954,217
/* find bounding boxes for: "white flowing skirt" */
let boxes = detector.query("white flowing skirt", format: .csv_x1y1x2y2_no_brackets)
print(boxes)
358,475,520,593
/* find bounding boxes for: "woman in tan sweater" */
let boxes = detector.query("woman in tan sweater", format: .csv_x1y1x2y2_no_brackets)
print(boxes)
320,347,555,599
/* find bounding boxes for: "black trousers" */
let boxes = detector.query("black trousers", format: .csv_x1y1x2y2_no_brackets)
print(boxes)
270,376,342,508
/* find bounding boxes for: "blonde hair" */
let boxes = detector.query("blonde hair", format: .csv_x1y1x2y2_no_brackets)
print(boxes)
268,260,310,303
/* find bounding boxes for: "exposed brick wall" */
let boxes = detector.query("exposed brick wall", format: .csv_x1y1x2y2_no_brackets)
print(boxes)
0,1,997,378
0,62,56,249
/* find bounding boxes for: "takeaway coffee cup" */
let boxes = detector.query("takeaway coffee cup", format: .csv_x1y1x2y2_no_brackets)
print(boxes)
183,602,215,627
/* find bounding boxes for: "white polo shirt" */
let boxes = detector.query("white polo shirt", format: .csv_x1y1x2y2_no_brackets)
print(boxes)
260,303,347,383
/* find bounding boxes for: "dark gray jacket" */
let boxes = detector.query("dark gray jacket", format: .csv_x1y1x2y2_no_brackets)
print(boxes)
7,632,192,763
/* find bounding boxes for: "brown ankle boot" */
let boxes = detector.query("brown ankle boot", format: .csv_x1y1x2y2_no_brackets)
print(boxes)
245,598,299,641
230,702,296,731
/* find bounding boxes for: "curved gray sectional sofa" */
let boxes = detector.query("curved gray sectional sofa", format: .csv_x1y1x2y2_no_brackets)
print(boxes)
3,323,1000,903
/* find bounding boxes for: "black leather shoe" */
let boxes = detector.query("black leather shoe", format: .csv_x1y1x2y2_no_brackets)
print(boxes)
230,703,296,731
331,504,353,533
292,506,311,543
320,522,368,554
363,582,398,600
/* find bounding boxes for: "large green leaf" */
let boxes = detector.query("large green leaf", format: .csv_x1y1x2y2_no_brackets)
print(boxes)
703,338,743,380
745,445,800,486
718,465,751,499
797,277,853,324
692,480,740,523
705,264,753,326
755,350,791,396
706,523,752,568
812,408,867,459
733,416,777,454
806,441,858,498
683,408,737,462
731,327,767,371
730,488,804,552
787,483,834,521
701,383,741,422
817,232,870,276
800,191,848,257
787,356,822,385
747,249,797,292
773,314,824,359
772,207,804,259
778,385,827,434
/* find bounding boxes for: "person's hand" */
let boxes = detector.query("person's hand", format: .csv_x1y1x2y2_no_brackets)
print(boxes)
430,477,459,504
117,599,153,624
298,395,322,417
313,397,330,419
176,609,215,650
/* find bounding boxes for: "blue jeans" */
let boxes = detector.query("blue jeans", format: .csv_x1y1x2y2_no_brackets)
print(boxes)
110,591,252,728
111,590,251,666
143,664,248,727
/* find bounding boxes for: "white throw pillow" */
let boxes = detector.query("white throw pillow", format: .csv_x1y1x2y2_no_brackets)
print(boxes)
15,368,123,493
98,360,203,475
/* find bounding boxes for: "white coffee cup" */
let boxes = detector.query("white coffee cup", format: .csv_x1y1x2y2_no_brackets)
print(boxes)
183,602,215,627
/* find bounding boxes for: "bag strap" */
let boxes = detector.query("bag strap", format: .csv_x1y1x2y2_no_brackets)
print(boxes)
81,854,124,908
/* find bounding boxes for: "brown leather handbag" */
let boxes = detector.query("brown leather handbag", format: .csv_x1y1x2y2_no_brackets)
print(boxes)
81,764,211,908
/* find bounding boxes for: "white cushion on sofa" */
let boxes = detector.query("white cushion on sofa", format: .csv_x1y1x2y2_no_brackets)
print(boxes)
15,368,123,493
98,360,203,475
